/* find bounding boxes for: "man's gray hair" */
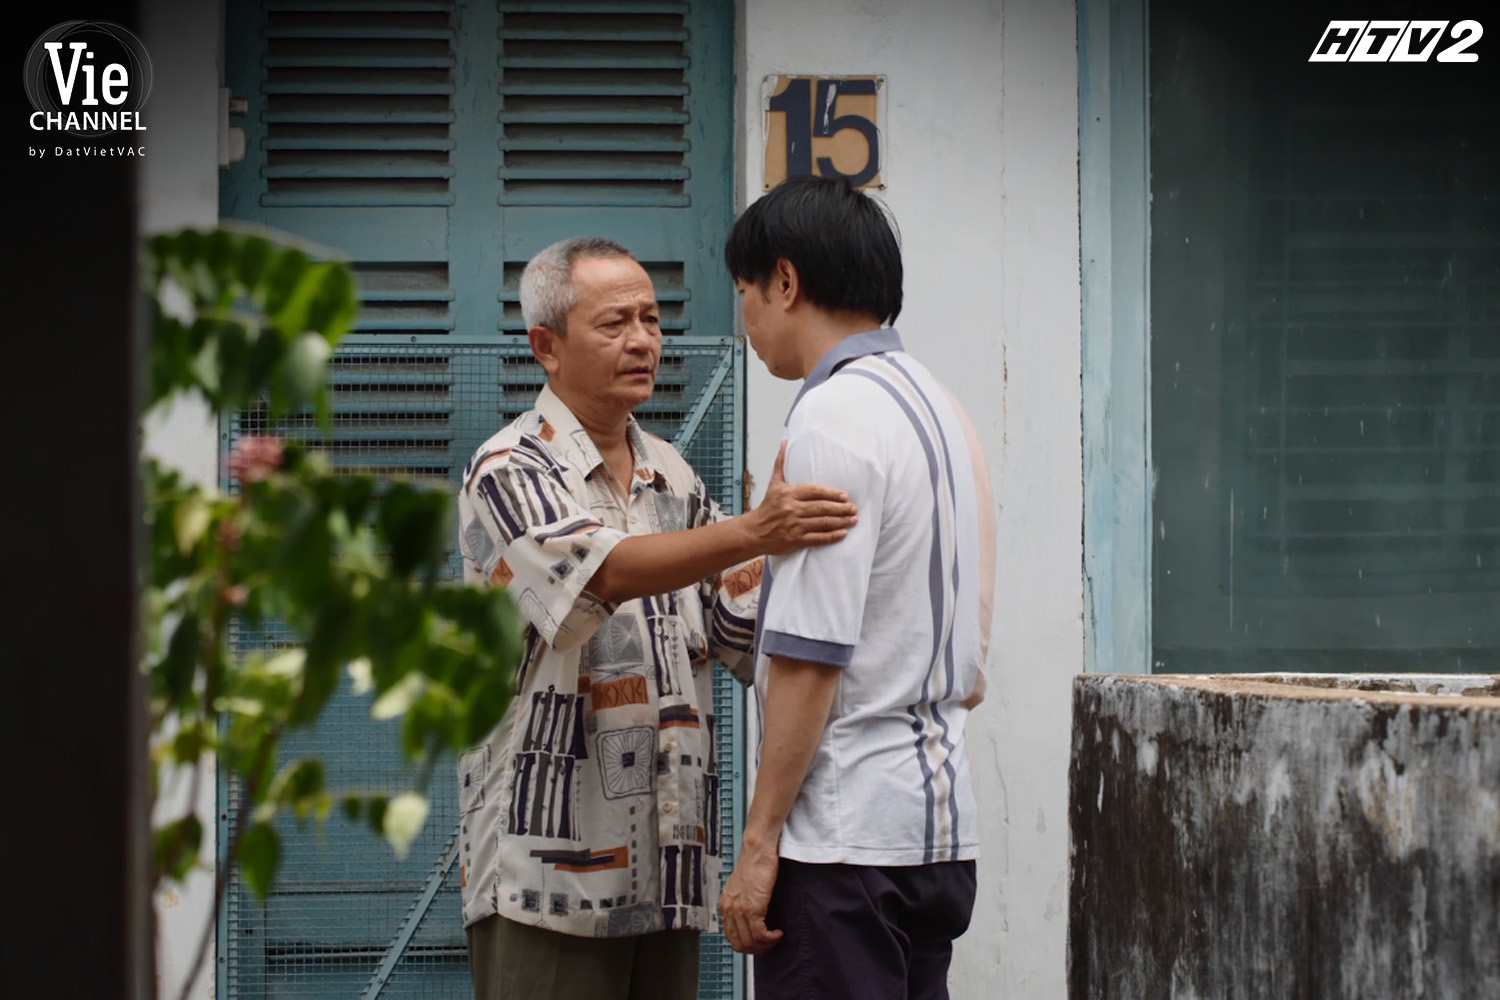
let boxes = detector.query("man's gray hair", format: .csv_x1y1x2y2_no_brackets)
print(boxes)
520,236,635,333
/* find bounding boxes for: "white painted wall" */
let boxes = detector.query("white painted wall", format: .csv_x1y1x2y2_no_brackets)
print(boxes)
139,2,225,997
737,1,1083,996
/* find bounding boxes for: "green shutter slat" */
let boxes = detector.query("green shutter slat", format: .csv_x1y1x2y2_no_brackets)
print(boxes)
501,54,687,69
360,290,453,302
266,135,456,151
499,162,688,181
500,26,688,41
502,1,687,11
266,158,453,179
263,190,455,206
264,109,455,123
266,54,454,68
266,81,455,95
324,399,453,415
267,1,451,9
351,317,457,331
498,133,688,152
500,80,688,96
266,163,454,179
286,431,450,447
498,108,688,124
496,188,688,207
268,27,452,39
321,449,454,467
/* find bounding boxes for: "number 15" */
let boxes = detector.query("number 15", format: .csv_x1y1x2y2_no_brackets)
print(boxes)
766,77,882,188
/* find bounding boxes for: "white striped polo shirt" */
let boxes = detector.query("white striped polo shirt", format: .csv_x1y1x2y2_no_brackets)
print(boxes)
753,328,996,867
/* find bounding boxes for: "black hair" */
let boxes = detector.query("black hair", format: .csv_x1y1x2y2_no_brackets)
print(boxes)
723,174,903,325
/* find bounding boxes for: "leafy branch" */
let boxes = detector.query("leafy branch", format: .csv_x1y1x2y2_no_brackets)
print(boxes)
141,226,521,998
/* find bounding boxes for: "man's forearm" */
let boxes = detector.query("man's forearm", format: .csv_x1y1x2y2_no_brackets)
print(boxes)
587,516,761,605
741,655,841,854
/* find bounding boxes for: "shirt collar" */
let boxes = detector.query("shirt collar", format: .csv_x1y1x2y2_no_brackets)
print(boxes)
533,382,661,486
788,327,905,421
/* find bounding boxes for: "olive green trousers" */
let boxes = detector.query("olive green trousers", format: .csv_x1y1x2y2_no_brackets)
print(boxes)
466,914,700,1000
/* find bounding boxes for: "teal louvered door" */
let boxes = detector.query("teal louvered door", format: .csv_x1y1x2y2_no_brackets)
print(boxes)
218,2,743,997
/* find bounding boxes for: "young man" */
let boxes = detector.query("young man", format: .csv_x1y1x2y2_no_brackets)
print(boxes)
456,236,859,1000
718,176,996,1000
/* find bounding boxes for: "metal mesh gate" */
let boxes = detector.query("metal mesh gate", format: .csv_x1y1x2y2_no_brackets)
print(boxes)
220,336,746,998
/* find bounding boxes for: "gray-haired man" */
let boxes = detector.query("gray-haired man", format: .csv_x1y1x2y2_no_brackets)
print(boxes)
455,237,858,1000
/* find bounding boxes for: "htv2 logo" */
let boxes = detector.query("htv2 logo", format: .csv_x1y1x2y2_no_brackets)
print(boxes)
1310,20,1482,62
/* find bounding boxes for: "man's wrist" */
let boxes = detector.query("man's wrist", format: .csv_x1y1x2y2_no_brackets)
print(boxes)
734,506,765,559
741,825,780,859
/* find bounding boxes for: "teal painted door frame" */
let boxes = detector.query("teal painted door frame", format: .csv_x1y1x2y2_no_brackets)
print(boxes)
1079,0,1152,676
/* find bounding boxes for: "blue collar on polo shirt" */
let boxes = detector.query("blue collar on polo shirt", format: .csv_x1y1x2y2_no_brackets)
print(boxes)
787,327,905,423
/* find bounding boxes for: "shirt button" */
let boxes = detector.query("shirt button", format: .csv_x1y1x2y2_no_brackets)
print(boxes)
662,802,675,815
664,741,676,753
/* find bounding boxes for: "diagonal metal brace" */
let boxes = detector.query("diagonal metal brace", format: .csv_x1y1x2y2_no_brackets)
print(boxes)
673,349,734,450
361,824,462,1000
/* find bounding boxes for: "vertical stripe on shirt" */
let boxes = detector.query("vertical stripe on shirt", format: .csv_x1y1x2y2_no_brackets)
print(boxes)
880,355,968,859
846,365,948,863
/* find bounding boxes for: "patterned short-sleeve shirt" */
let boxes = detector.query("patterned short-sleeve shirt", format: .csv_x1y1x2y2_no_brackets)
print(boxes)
456,384,761,937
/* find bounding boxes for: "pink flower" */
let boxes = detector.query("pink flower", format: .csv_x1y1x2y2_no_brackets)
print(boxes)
228,436,284,484
221,585,248,607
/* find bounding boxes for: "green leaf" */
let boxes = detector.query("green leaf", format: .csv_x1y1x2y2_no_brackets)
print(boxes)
377,484,453,579
382,793,429,859
264,648,307,680
154,815,203,882
236,232,272,291
347,657,374,696
158,613,200,708
273,331,332,413
303,262,358,346
260,247,312,329
460,672,514,749
366,795,388,836
370,672,424,721
401,687,458,760
265,758,326,822
171,496,212,555
237,822,280,900
171,720,214,764
341,795,363,823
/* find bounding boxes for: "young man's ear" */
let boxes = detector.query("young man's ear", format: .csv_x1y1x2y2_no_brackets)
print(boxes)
773,257,800,309
528,325,562,376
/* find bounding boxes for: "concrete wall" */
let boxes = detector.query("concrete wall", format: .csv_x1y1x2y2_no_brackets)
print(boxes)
139,2,223,997
1069,674,1500,999
738,1,1083,995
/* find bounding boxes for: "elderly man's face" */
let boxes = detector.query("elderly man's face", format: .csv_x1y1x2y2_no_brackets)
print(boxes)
542,255,662,414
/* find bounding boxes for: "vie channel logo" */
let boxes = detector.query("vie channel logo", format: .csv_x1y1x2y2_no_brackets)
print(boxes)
23,20,153,152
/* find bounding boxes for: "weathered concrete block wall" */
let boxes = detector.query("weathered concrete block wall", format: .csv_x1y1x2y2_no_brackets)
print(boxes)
1068,674,1500,1000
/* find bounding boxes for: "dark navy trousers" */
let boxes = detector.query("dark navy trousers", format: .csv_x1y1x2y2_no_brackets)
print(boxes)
754,858,978,1000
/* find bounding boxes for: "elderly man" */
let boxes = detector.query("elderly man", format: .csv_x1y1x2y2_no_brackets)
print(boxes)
455,236,858,1000
717,176,995,1000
